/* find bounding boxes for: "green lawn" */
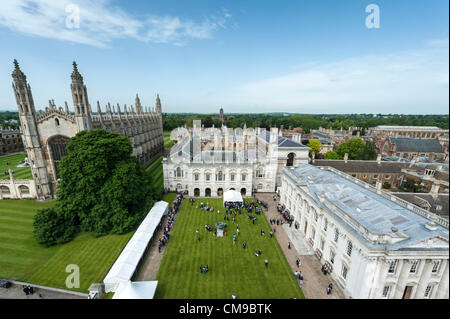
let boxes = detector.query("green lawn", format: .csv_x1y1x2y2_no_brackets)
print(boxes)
154,198,304,299
147,155,163,192
163,131,174,148
0,153,32,180
0,200,133,292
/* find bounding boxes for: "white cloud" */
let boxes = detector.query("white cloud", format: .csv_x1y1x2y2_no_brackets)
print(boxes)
0,0,231,47
225,43,449,114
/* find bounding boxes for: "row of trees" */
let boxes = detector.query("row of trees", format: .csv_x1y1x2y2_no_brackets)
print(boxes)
33,130,157,246
161,113,449,133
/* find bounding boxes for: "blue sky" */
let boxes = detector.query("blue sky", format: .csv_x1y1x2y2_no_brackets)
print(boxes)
0,0,448,114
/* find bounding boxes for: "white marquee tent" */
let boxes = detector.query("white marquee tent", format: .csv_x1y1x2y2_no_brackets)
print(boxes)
112,281,158,299
223,190,243,205
103,201,168,293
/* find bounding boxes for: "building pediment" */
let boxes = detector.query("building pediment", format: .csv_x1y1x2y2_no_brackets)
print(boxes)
405,236,449,250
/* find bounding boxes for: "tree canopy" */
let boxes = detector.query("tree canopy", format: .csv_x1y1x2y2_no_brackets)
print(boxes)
33,130,156,246
307,139,322,156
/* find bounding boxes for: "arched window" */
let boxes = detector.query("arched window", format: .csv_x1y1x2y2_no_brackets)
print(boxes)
205,188,211,197
176,167,182,178
55,118,60,126
256,167,264,178
242,173,246,181
287,153,295,166
1,186,11,195
194,173,199,181
217,171,223,181
206,173,211,181
194,188,200,197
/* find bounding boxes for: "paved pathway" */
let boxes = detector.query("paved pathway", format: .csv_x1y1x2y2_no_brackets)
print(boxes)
136,206,182,281
258,193,345,299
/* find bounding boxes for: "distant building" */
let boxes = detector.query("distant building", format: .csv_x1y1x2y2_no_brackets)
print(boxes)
312,157,449,194
163,125,310,196
280,164,449,299
377,137,446,162
367,126,448,139
0,127,24,155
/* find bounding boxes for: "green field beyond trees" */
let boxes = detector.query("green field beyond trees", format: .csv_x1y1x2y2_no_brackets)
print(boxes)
0,153,32,180
155,198,304,299
0,200,133,292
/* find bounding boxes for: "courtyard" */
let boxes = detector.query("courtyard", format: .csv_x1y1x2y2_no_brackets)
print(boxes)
153,198,304,299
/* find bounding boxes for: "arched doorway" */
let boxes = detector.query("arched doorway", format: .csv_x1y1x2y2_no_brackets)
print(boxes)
217,188,223,196
194,188,200,197
287,152,295,166
205,188,211,197
18,185,30,195
241,188,246,196
47,135,70,178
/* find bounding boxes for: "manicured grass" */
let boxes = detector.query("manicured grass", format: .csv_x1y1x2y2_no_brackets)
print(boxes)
0,153,32,180
163,131,174,148
147,156,163,192
0,200,133,292
154,198,304,299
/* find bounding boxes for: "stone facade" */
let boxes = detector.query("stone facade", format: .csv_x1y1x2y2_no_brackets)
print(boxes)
163,125,310,197
0,127,24,155
11,60,164,200
280,164,449,299
0,169,36,199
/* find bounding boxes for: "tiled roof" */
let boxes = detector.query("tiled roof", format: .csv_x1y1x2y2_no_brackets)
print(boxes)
390,137,444,153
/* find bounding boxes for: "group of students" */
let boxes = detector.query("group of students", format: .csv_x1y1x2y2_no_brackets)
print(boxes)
158,192,184,253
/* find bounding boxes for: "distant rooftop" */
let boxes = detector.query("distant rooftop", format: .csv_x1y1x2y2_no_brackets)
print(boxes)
373,125,447,131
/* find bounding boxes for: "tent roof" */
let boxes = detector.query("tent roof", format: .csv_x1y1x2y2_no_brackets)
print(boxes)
103,201,168,292
223,190,243,203
112,281,158,299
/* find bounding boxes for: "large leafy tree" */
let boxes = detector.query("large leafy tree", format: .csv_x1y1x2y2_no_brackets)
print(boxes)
361,141,378,160
33,130,155,245
336,137,366,160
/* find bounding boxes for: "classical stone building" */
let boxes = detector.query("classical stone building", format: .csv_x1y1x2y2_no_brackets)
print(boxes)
12,60,164,199
0,127,24,154
280,164,449,299
163,125,310,197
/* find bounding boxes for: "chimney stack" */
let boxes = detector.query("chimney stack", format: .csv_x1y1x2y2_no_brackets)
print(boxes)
377,154,382,165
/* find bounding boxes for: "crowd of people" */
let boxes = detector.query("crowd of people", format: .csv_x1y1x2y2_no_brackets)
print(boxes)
158,192,184,253
276,204,294,226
